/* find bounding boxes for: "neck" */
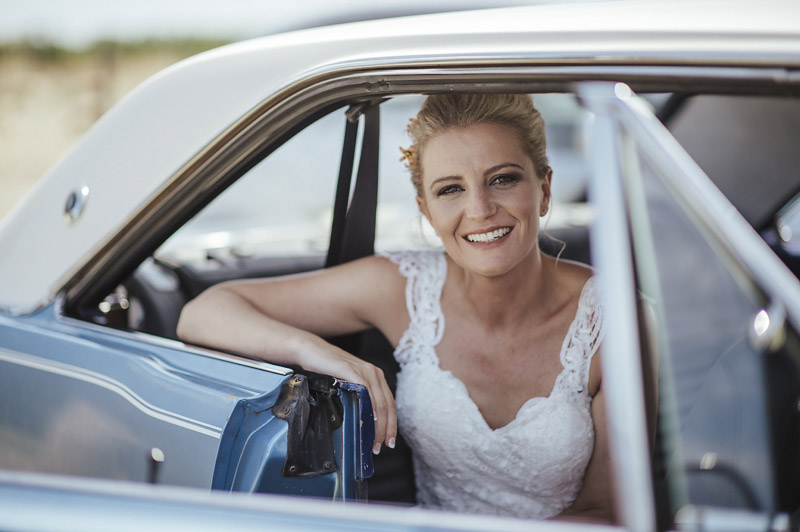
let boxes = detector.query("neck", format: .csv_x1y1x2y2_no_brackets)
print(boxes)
454,249,553,329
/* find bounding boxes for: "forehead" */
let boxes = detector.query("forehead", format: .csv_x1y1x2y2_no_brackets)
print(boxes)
420,123,531,180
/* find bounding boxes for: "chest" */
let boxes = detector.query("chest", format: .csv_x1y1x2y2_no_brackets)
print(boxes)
434,303,578,430
395,360,595,491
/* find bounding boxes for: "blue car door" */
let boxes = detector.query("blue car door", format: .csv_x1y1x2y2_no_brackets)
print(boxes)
0,305,373,499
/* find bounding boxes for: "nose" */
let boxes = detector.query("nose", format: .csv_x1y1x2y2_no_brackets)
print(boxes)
465,186,496,220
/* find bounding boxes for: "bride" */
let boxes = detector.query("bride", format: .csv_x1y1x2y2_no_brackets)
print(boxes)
177,93,613,522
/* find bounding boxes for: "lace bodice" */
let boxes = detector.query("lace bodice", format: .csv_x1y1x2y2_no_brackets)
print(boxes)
386,250,604,520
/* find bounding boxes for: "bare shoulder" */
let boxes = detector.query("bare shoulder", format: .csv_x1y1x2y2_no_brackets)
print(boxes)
343,255,409,341
297,254,407,315
344,255,405,290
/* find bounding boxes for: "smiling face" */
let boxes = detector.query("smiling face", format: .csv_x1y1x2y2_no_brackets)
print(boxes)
417,122,551,278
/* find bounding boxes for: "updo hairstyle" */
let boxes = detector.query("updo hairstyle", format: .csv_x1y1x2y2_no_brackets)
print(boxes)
406,93,549,197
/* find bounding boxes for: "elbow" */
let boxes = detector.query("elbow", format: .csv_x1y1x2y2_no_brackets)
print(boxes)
176,297,199,343
176,284,241,343
176,288,218,343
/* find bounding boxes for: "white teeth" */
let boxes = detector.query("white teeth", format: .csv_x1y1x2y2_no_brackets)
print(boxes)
466,227,510,243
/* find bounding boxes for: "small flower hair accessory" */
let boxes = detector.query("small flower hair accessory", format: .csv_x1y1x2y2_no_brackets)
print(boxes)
399,145,415,169
399,117,416,169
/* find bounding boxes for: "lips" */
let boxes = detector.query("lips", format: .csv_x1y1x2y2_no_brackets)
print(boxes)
464,226,512,243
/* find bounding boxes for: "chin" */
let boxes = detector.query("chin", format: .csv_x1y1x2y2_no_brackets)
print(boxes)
448,240,536,278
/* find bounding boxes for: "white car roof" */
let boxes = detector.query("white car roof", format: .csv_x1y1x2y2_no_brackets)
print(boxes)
1,0,799,313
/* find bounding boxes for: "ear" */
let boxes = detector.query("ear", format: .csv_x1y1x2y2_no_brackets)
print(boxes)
416,195,432,225
540,166,553,216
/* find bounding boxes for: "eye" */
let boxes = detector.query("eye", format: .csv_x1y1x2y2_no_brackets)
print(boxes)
490,173,521,186
436,184,463,197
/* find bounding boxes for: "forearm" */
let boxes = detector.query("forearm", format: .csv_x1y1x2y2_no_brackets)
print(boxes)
177,286,318,366
177,284,398,453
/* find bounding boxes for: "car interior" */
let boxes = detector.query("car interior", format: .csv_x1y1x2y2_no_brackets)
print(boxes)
68,90,800,523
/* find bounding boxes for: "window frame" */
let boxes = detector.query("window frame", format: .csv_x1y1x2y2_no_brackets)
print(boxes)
582,81,800,531
54,62,800,531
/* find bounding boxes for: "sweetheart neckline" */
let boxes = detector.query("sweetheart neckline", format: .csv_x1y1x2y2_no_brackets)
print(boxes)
434,365,563,432
429,277,594,432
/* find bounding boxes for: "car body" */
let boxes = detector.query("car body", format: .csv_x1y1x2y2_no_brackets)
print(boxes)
2,1,800,530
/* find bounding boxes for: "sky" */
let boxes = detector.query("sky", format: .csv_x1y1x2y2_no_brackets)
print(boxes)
0,0,539,48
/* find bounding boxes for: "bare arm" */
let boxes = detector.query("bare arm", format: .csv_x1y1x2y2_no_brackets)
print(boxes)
176,255,406,454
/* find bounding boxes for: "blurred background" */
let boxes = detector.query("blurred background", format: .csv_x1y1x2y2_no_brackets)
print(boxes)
0,0,541,220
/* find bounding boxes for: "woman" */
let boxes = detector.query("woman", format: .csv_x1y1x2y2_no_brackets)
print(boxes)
177,93,613,522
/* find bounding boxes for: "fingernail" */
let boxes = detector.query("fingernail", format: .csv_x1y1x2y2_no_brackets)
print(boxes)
388,438,395,449
372,442,381,455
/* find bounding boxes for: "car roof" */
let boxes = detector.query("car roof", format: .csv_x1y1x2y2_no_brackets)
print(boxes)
1,0,799,313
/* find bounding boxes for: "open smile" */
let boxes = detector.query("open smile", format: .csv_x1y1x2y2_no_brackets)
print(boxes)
464,226,512,243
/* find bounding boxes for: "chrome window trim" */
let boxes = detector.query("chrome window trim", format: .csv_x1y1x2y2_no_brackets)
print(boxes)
300,49,800,72
582,80,800,531
60,60,800,308
579,82,656,532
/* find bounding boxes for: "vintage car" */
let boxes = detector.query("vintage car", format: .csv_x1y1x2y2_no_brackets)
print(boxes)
2,1,800,531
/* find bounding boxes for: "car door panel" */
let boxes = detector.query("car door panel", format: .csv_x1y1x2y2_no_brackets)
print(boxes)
0,303,370,500
0,308,229,486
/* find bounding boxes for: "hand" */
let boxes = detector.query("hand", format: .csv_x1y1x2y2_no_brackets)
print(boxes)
298,336,397,455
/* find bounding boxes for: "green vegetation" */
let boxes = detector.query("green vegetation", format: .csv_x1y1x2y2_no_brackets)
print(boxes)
0,37,234,63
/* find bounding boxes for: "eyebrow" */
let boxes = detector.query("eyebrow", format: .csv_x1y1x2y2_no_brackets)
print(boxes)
428,162,525,191
484,162,524,176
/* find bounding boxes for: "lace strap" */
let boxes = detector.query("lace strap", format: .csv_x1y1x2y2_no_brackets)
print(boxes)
382,250,447,366
559,277,604,396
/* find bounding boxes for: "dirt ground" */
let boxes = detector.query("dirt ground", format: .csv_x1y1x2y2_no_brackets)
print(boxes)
0,50,196,219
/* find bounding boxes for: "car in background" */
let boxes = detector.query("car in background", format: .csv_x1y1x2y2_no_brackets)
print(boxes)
1,1,800,530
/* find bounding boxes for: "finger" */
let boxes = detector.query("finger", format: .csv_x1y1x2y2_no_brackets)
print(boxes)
382,379,397,450
335,358,391,454
370,368,398,452
368,373,388,454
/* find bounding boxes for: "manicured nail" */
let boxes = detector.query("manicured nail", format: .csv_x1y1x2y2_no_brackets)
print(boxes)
388,438,395,449
372,442,381,455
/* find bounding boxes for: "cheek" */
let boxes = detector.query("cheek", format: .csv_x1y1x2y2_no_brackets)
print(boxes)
500,185,538,216
425,201,461,232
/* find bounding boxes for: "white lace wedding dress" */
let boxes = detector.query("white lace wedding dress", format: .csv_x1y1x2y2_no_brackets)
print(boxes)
385,250,604,519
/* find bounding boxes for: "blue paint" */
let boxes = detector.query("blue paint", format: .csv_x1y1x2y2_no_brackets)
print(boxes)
338,381,375,481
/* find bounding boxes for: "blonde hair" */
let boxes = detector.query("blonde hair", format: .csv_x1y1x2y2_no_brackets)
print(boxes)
406,93,549,196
